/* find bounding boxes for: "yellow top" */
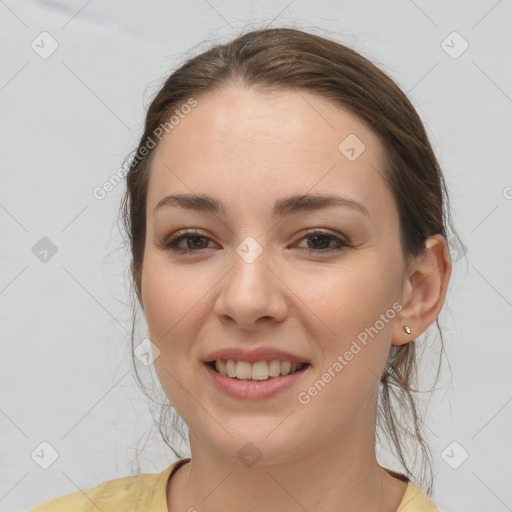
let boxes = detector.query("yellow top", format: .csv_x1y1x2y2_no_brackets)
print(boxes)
28,458,438,511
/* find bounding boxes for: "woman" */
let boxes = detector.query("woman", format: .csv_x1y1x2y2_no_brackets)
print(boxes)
30,27,453,512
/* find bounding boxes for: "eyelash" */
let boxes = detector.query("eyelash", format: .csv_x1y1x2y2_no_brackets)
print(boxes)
161,228,350,255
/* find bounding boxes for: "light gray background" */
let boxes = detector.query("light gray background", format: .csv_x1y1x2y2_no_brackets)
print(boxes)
1,1,511,511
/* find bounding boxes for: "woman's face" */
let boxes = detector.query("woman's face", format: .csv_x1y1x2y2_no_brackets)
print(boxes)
140,86,408,463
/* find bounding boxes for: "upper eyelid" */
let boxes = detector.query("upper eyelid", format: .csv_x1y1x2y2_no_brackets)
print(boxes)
163,228,349,248
165,227,345,240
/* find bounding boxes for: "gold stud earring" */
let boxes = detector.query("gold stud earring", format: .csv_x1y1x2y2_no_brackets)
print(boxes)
403,325,412,335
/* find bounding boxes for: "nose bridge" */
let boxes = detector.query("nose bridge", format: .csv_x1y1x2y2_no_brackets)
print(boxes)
227,239,272,301
214,237,287,327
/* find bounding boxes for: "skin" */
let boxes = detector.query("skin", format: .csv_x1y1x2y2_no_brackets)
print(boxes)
139,86,452,512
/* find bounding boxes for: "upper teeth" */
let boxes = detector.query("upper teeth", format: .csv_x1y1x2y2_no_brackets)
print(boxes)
214,360,306,380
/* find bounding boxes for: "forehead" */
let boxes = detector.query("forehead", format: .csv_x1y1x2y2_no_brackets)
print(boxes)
146,86,393,222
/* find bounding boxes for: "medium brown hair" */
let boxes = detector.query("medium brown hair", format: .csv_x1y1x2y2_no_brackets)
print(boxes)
120,26,455,494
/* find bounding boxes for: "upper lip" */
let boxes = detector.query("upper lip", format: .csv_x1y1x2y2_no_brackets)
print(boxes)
204,347,309,364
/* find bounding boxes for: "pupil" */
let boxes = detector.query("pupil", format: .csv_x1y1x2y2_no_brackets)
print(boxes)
189,236,206,249
310,235,329,249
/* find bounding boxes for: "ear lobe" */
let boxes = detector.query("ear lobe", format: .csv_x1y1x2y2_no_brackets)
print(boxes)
392,234,452,346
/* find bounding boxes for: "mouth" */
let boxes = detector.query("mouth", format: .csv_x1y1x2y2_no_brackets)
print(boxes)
205,359,311,381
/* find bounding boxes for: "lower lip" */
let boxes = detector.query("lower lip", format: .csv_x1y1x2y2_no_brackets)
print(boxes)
204,363,311,400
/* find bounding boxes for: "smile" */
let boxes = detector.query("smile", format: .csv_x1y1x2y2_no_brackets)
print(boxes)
204,360,311,400
209,359,309,380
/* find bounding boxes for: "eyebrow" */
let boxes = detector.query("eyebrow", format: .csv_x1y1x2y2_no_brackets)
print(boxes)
153,193,370,218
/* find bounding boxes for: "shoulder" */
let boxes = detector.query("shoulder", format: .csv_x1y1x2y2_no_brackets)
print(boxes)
27,460,187,512
27,472,164,512
397,481,439,512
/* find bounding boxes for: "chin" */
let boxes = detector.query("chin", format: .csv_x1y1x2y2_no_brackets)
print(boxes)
194,425,309,467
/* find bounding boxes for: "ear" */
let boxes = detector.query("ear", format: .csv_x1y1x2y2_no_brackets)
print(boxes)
392,234,452,346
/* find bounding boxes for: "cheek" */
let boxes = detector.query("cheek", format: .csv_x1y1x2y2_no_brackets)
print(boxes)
141,255,206,406
140,251,219,389
313,255,402,356
141,252,203,339
298,262,401,416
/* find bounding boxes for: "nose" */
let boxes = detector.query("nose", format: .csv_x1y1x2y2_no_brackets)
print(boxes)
213,247,288,331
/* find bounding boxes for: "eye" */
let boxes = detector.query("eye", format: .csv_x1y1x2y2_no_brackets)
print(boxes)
295,229,350,253
161,229,217,254
160,228,351,255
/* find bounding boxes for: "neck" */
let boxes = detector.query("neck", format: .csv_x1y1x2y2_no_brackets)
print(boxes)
168,425,408,512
